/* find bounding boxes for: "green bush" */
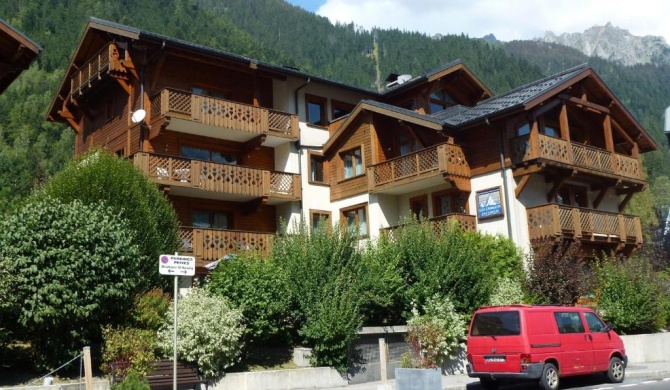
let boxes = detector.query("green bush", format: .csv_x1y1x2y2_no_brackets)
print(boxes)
110,371,150,390
131,289,172,331
595,256,668,334
39,149,180,291
207,253,292,346
157,287,244,380
405,295,466,368
525,240,592,305
102,326,157,378
488,277,526,306
0,197,142,367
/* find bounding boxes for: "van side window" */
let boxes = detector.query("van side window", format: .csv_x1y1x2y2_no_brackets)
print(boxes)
554,312,585,334
583,312,607,332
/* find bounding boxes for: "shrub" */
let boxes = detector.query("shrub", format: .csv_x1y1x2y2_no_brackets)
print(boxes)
131,289,172,331
207,253,292,346
595,256,668,334
102,326,157,379
157,287,244,380
0,197,141,367
524,240,592,305
405,295,466,368
110,371,150,390
488,277,526,306
39,149,180,291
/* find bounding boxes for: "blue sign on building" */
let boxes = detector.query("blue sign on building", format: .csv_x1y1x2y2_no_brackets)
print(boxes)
477,187,504,220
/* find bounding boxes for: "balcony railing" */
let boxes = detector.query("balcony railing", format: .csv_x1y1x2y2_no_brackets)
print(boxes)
368,143,470,192
382,213,476,238
511,133,643,180
134,152,301,200
526,204,642,244
179,227,273,262
149,88,299,140
70,43,126,96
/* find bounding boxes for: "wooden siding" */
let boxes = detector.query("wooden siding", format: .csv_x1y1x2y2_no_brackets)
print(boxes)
75,83,131,156
526,204,642,245
368,143,470,193
460,123,503,176
328,120,373,201
134,152,301,200
511,133,644,181
148,130,275,170
170,195,277,233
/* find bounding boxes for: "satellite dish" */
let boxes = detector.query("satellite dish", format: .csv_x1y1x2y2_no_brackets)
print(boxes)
131,109,146,124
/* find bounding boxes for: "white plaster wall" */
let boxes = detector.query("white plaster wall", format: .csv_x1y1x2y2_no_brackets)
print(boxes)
330,192,373,233
273,142,299,174
375,193,399,230
276,201,301,233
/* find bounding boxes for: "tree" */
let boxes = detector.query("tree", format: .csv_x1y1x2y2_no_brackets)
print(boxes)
0,197,142,367
39,149,180,290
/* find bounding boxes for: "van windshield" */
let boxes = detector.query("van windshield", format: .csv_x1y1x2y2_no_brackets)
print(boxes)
471,311,520,336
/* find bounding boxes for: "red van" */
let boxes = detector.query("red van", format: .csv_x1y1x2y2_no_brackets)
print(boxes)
466,305,627,390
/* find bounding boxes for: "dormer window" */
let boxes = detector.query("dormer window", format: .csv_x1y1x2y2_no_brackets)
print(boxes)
430,89,457,113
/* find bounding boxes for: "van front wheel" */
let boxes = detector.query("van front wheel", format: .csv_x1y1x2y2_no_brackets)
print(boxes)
540,363,559,390
607,357,625,383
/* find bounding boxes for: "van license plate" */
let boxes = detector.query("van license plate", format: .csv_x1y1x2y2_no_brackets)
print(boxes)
485,357,506,362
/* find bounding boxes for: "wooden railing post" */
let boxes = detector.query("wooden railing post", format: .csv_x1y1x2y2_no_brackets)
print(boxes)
293,174,301,199
367,167,375,191
260,109,269,134
571,208,582,238
618,214,627,242
262,170,271,196
437,144,448,172
191,160,201,188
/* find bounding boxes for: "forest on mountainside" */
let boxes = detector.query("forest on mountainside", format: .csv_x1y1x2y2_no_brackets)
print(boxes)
1,0,670,239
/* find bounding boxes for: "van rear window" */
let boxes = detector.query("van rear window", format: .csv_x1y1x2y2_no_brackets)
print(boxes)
471,311,520,336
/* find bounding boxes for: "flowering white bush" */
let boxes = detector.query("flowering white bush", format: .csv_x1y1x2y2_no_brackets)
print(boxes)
488,277,525,306
406,295,466,368
158,288,245,380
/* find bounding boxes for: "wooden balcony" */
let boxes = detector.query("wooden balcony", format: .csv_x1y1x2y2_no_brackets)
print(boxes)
70,43,128,96
179,227,273,263
511,134,643,182
382,213,476,238
149,88,299,143
134,152,301,202
368,143,470,194
526,204,642,245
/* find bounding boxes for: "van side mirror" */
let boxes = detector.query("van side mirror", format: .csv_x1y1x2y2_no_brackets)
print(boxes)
605,322,613,331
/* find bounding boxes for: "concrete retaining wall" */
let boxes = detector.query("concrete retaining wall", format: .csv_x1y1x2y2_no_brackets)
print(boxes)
621,333,670,363
210,367,347,390
0,379,110,390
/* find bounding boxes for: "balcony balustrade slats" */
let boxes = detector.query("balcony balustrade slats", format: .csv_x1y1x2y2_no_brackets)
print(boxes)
371,143,469,189
133,152,300,199
179,227,272,261
527,204,642,244
70,43,112,95
150,88,298,139
511,134,643,180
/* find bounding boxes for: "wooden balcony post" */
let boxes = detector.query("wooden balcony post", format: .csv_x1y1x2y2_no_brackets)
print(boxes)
571,208,582,238
529,120,540,159
260,109,269,133
161,89,169,117
192,229,202,257
290,115,300,138
262,170,271,196
191,93,200,122
367,167,375,191
437,144,448,172
618,214,627,242
292,174,301,199
191,160,202,188
634,217,643,244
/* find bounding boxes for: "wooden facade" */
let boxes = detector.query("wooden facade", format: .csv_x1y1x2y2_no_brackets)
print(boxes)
47,19,658,267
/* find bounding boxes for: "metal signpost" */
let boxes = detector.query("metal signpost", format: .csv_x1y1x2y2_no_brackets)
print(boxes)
159,253,195,390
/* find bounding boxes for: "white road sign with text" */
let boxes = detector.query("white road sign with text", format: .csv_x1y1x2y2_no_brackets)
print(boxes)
159,254,195,276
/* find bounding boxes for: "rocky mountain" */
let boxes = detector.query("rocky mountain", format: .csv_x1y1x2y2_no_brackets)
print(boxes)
542,22,670,66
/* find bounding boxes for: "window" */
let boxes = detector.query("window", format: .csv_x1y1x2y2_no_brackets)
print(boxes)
470,311,521,336
341,204,368,237
554,312,585,334
433,190,467,216
542,120,559,138
429,89,457,113
181,146,237,165
192,210,232,229
398,134,418,156
331,100,355,120
516,122,530,136
410,195,428,219
310,209,331,233
584,312,607,333
556,185,588,208
192,86,227,99
341,147,363,179
308,151,327,184
306,94,327,126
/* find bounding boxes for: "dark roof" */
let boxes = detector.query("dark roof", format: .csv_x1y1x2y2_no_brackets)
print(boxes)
438,63,590,127
382,59,464,94
89,17,378,97
359,99,444,126
0,19,42,93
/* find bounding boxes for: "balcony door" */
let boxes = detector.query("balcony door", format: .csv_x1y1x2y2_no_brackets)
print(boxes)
192,210,232,230
556,185,589,208
181,145,237,165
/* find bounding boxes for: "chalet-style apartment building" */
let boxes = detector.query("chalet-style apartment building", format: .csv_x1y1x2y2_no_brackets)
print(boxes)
48,18,656,273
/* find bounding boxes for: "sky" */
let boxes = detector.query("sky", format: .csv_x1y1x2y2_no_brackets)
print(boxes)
286,0,670,43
